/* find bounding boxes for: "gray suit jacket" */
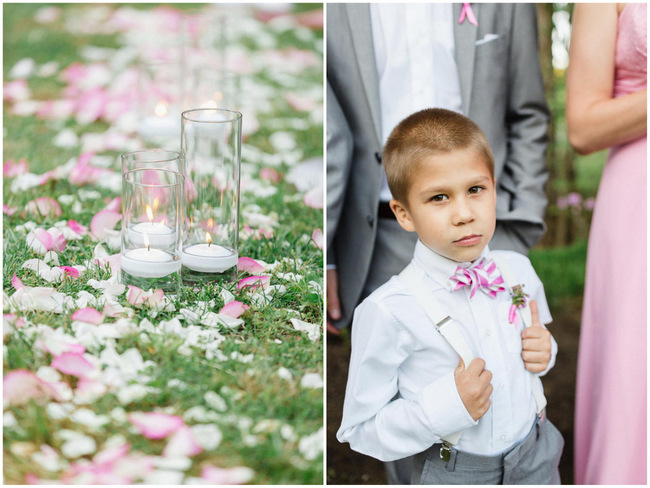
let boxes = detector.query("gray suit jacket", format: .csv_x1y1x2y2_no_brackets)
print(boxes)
327,3,550,327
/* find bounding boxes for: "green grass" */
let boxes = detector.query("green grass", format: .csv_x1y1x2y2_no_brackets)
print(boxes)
3,3,323,485
529,239,587,310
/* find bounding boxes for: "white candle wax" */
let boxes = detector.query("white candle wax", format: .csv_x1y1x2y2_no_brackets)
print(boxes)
128,222,176,248
138,115,179,140
182,243,237,272
121,248,181,278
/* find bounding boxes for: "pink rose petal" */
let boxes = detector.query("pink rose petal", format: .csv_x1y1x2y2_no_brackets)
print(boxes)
26,197,62,217
4,314,26,328
303,186,323,209
3,369,60,406
312,228,323,249
237,257,265,273
126,285,147,306
71,307,104,325
219,300,249,318
3,158,29,177
128,412,185,440
103,197,121,213
58,266,80,278
3,204,18,215
12,274,26,290
51,352,96,378
237,275,270,291
90,209,121,240
163,426,203,458
68,219,88,236
32,228,53,249
259,167,282,183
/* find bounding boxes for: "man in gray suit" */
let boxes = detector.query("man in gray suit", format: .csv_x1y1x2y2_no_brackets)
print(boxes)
327,3,549,483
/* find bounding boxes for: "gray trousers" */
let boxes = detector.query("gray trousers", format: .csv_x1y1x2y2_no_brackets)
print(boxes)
412,416,564,485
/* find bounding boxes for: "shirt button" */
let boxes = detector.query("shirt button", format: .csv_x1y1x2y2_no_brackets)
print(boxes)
485,329,492,336
500,434,508,441
498,383,505,391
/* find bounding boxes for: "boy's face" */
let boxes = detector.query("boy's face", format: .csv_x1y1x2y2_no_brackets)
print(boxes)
390,148,496,263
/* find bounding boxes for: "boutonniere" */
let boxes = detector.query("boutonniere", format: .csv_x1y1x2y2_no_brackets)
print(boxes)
458,3,478,27
508,284,529,328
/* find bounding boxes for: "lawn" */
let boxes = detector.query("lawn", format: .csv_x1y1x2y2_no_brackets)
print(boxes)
3,4,324,484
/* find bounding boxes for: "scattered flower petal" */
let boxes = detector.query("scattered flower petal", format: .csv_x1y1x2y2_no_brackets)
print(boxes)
51,352,96,378
219,300,249,318
90,209,121,240
3,369,60,407
26,197,63,218
290,318,320,342
162,426,203,458
71,307,104,325
237,275,270,291
128,412,185,440
303,186,323,209
201,465,255,484
238,256,266,273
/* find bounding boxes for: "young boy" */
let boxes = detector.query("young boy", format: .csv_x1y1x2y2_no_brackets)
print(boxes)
337,109,563,484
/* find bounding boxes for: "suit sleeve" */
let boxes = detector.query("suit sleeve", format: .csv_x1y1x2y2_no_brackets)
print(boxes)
326,81,354,267
500,4,551,251
337,300,477,461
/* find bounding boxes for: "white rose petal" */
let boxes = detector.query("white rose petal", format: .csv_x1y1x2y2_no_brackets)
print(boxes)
190,424,222,451
298,428,323,461
290,318,320,342
61,434,97,459
277,367,292,381
300,373,323,389
204,391,228,412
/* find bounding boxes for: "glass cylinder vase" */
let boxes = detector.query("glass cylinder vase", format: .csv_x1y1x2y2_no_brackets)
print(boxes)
121,168,184,293
121,149,185,173
180,108,242,283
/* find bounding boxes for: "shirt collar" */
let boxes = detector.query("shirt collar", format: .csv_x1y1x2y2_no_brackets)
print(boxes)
412,240,492,291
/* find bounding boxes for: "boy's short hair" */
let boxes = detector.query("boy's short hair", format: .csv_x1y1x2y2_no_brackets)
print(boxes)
383,108,495,204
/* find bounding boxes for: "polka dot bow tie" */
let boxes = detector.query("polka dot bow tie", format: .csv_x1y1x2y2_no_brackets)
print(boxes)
449,257,506,299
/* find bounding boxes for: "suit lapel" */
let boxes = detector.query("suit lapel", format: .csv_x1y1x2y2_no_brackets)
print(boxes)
345,4,382,145
453,2,479,116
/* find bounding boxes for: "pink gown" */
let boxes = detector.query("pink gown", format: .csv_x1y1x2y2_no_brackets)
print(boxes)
574,3,647,485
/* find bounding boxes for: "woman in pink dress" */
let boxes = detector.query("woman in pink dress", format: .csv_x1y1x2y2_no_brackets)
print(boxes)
567,3,647,484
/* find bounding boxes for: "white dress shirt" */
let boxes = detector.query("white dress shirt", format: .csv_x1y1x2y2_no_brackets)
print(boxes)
337,241,557,461
371,3,463,201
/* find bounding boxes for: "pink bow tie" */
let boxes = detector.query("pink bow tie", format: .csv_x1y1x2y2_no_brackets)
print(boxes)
450,257,505,299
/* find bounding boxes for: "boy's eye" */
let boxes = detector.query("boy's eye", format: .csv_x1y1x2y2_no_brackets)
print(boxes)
430,194,448,202
468,186,484,195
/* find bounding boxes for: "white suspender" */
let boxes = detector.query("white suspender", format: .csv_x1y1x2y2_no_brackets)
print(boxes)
489,254,547,415
399,258,547,455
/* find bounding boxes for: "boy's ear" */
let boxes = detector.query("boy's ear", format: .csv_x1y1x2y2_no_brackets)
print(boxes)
390,199,416,232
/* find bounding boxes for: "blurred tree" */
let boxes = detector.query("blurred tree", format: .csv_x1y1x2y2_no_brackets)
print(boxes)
537,3,592,248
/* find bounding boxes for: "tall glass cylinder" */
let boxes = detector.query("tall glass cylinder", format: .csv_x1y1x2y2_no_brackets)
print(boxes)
137,61,185,147
121,168,184,293
180,108,242,283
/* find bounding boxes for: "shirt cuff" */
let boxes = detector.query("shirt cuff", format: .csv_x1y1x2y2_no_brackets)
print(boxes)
416,370,478,439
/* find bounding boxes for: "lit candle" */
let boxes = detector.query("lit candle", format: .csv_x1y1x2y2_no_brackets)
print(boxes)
182,232,237,273
128,205,176,248
139,102,179,140
121,233,181,278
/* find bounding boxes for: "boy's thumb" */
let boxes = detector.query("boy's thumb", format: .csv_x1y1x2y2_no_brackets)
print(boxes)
455,357,465,375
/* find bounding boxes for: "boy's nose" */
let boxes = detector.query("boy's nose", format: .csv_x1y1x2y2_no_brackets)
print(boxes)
452,200,475,225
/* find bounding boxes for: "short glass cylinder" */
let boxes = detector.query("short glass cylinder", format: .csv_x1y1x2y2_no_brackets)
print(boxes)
180,108,242,283
121,169,184,293
121,149,185,174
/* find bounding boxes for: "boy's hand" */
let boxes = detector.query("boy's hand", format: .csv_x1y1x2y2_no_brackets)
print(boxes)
454,358,493,421
521,300,552,373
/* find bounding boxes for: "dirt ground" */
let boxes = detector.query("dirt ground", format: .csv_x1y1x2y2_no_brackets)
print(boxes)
326,299,582,484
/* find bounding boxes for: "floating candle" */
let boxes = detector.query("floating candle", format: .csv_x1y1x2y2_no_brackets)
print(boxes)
127,205,176,247
181,232,237,273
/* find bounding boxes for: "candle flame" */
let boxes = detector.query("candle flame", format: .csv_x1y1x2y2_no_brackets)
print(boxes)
143,232,151,251
155,102,168,117
146,205,154,223
206,232,212,246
